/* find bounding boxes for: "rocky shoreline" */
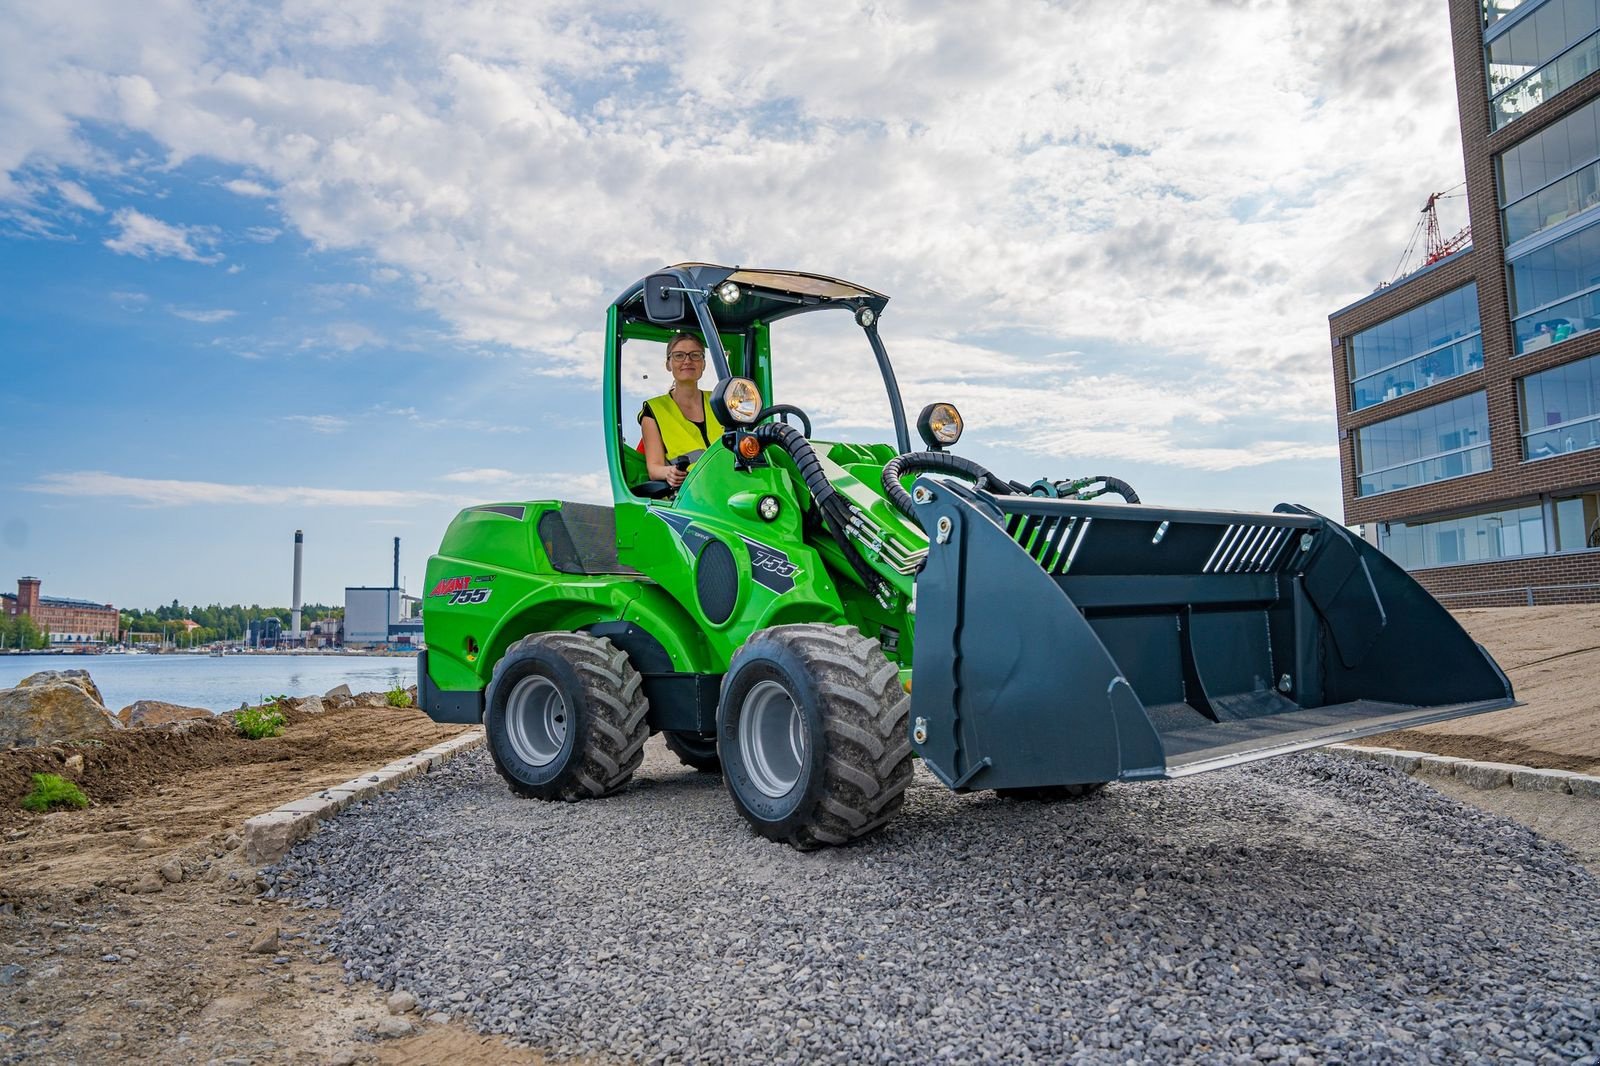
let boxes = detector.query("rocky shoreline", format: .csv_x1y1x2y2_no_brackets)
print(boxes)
0,668,417,751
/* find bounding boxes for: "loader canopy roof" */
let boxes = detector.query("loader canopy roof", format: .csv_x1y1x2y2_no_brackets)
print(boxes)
614,263,889,331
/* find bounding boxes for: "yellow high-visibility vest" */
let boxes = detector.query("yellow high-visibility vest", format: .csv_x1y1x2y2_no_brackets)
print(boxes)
644,391,725,459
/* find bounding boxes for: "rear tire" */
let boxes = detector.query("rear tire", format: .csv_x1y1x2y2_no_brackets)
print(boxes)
995,783,1107,801
663,730,721,773
484,632,649,801
718,624,911,849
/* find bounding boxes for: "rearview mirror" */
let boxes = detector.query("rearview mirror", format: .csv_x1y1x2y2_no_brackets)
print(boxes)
643,274,686,323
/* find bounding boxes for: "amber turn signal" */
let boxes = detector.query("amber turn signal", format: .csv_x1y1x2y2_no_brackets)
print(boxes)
737,435,763,459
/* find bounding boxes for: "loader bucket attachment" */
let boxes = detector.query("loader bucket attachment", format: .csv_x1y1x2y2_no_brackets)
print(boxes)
908,479,1513,791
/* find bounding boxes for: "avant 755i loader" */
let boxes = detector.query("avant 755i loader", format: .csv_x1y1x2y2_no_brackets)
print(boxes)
418,264,1513,849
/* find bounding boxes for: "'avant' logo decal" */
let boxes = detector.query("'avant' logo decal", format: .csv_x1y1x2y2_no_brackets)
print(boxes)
429,574,496,598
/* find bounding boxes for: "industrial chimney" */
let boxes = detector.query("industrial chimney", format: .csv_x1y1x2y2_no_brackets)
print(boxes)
292,530,304,638
393,537,401,590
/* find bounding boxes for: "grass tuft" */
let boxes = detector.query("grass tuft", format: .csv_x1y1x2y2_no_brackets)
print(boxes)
385,685,412,708
22,772,89,813
236,704,286,740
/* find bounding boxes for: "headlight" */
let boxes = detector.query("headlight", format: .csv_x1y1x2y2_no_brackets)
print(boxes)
715,280,742,305
917,402,963,449
712,377,764,426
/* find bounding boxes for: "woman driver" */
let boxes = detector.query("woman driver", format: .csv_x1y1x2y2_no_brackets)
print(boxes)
639,332,726,489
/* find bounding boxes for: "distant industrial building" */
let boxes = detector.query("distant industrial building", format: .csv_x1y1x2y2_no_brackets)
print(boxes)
1328,0,1600,606
1,576,118,645
344,536,422,648
248,617,283,649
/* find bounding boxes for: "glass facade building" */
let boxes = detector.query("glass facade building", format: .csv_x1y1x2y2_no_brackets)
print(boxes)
1329,0,1600,604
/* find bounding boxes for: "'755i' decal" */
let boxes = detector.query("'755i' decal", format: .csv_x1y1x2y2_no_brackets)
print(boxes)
650,509,801,595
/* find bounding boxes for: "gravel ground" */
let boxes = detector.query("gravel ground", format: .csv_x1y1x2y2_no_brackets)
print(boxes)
267,744,1600,1064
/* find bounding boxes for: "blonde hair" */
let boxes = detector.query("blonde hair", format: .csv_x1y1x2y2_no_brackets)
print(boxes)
666,331,704,357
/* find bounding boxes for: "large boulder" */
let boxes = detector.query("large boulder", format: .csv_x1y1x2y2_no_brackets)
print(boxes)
18,669,106,707
117,700,214,728
0,671,122,748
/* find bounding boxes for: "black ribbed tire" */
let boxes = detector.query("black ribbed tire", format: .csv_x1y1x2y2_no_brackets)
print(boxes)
484,632,649,802
663,731,721,773
718,624,911,849
995,783,1107,801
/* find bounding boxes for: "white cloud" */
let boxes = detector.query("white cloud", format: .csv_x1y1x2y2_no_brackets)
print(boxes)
28,471,457,508
441,468,520,483
26,468,608,507
1,0,1468,477
282,414,349,433
224,178,273,197
56,181,101,211
244,225,281,242
170,307,236,323
103,207,221,263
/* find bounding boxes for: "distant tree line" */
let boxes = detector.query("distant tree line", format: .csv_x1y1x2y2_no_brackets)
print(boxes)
119,601,344,645
1,613,48,650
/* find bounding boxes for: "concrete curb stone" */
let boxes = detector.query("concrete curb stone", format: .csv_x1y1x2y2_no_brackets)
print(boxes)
243,728,485,866
1416,754,1470,778
1331,743,1600,800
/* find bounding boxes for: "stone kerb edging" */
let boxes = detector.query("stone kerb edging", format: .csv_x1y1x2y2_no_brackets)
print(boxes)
243,728,485,866
1331,743,1600,798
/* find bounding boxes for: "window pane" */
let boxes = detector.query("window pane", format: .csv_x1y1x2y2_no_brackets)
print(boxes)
1348,284,1484,409
1356,392,1492,495
1520,352,1600,457
1377,501,1547,568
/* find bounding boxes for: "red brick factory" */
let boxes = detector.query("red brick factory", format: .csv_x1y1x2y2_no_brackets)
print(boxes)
1,576,118,646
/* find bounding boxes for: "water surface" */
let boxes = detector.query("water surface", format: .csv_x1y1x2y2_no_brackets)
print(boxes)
0,653,417,714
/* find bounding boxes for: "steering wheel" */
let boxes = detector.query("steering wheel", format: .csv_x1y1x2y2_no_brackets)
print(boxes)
757,404,812,438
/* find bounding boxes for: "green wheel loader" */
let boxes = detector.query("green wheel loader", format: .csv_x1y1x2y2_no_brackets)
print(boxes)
418,263,1513,849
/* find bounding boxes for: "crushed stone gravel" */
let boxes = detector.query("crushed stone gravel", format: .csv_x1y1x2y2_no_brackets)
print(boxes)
267,745,1600,1064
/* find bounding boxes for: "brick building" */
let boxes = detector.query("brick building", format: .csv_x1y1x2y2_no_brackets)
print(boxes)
1,577,119,645
1328,0,1600,606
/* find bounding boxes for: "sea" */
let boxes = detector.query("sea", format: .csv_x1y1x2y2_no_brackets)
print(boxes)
0,653,418,714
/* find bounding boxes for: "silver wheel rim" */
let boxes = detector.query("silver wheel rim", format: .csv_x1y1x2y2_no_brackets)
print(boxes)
740,679,806,798
505,675,567,767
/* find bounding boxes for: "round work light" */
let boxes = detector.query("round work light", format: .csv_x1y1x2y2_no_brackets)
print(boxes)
711,377,764,426
916,403,963,450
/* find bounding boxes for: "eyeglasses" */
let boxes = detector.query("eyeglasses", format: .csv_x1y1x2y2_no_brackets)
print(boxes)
668,351,706,364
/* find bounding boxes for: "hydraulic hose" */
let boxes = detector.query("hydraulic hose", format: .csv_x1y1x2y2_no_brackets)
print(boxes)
749,422,892,601
1030,475,1142,504
880,451,1013,523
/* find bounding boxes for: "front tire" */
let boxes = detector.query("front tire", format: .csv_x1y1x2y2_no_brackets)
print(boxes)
484,633,649,801
663,731,721,773
718,624,911,849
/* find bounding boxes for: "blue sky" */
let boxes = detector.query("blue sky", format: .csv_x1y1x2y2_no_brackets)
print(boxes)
0,1,1470,609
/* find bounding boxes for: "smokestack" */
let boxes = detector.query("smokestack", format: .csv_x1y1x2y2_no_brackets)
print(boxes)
393,536,400,590
292,530,304,637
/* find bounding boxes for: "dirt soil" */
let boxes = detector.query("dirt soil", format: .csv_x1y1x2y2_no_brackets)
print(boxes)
1367,603,1600,773
0,698,546,1064
1,605,1597,1063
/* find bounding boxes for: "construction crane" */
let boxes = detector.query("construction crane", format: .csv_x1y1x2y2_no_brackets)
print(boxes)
1387,184,1471,284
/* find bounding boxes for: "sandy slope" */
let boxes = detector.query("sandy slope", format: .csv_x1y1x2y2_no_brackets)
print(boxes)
1368,604,1600,772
